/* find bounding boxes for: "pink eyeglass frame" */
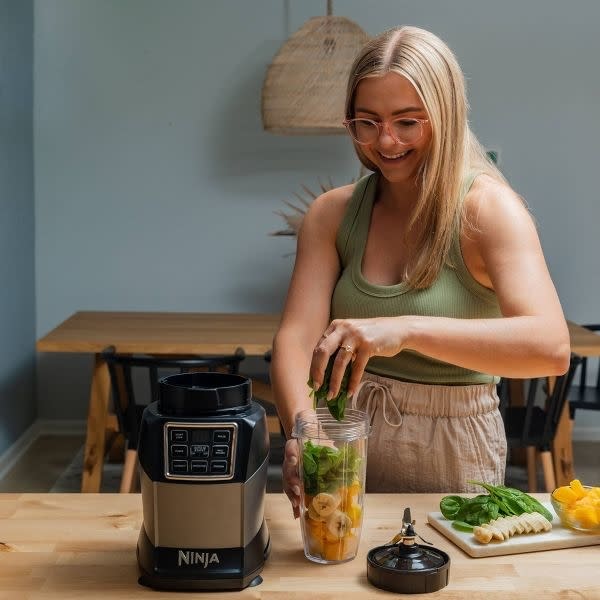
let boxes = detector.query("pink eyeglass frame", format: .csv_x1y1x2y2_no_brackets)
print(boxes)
342,117,429,145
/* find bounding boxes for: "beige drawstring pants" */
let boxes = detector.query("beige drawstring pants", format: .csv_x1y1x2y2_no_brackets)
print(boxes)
352,372,507,493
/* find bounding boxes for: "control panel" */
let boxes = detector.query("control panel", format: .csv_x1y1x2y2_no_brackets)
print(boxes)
163,422,237,481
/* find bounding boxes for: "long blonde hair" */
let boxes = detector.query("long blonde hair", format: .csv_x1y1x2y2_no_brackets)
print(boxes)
345,26,506,288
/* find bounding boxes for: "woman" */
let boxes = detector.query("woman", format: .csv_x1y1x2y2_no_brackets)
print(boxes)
270,26,569,516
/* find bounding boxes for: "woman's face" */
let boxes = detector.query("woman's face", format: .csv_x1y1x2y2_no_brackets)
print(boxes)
352,72,432,184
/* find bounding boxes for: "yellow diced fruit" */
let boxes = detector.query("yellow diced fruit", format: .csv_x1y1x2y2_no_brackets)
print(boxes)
570,479,587,500
323,539,344,561
347,503,363,528
574,505,599,529
588,487,600,500
554,486,578,505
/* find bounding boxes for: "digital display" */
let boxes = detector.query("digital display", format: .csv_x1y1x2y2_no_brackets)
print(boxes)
191,428,211,444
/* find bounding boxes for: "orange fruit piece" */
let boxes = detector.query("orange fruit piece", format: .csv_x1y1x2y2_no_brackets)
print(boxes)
570,479,587,500
554,485,578,504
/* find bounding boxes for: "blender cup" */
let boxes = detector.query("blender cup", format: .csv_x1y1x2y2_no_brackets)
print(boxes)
292,407,370,564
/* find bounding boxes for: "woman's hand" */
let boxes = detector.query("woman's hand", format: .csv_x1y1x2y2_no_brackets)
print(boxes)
310,317,409,400
282,439,302,519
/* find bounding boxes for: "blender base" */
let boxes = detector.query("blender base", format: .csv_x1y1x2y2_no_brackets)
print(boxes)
137,521,270,591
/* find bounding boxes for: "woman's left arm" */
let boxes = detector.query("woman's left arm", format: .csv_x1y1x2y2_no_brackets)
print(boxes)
311,178,571,399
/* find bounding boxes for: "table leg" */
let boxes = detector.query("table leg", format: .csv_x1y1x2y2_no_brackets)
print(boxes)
81,354,111,493
552,401,575,487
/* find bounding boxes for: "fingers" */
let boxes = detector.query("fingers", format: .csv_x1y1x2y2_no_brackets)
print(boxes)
282,439,301,519
347,350,369,397
326,344,355,400
310,328,343,390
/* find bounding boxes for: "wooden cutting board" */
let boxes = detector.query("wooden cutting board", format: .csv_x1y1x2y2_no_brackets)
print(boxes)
427,502,600,557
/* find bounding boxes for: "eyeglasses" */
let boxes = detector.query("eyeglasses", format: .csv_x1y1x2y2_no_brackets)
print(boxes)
342,117,429,145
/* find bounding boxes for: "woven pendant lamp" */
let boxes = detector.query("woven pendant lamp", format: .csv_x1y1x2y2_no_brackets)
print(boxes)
261,2,369,135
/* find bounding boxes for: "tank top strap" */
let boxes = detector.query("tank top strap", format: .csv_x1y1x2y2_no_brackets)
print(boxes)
336,173,378,267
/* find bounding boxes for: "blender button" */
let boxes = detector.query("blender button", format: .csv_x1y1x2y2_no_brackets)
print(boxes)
170,429,188,443
190,444,210,458
171,460,188,473
171,444,188,457
210,460,228,474
212,445,229,458
191,460,208,474
213,430,230,443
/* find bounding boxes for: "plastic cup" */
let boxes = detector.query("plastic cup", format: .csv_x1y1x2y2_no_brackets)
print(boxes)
292,407,370,564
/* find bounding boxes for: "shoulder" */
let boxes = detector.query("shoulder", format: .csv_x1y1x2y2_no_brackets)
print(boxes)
463,173,536,242
299,182,357,239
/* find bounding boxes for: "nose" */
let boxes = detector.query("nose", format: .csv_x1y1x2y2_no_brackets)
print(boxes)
377,121,397,145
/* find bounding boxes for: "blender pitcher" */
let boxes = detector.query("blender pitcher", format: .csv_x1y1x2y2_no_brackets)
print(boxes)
292,407,370,564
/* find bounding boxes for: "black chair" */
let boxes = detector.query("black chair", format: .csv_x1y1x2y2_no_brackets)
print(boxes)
502,354,582,493
102,346,245,493
568,324,600,417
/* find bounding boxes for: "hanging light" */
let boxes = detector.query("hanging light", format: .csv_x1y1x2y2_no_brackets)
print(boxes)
261,1,369,135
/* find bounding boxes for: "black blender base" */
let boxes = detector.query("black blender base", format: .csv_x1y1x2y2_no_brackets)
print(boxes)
137,523,270,591
138,567,264,591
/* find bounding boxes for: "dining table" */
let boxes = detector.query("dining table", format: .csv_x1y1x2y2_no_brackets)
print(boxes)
36,311,597,492
36,311,281,493
1,492,598,599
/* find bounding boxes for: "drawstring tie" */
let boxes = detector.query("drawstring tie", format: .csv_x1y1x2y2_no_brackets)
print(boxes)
352,379,403,427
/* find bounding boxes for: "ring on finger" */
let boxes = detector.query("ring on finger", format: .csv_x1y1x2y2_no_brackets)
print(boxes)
341,344,357,360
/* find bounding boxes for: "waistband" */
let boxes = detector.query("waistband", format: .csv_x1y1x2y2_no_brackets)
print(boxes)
352,371,500,426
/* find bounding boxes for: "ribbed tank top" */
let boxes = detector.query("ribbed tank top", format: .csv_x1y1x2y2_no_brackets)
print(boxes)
332,172,501,385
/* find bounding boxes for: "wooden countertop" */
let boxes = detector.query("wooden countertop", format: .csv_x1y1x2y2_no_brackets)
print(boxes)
0,493,598,599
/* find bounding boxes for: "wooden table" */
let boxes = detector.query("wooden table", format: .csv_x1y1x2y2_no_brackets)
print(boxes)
0,493,597,599
36,311,281,493
553,321,600,486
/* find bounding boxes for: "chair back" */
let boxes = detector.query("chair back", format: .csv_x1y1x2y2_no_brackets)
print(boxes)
101,346,245,449
504,355,582,449
569,324,600,416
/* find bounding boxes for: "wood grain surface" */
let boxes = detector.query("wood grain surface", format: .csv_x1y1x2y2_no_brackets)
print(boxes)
36,311,281,355
0,493,598,599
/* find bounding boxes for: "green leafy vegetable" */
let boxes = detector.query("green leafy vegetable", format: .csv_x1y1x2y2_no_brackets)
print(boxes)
307,348,352,421
440,481,553,530
468,481,554,523
301,440,361,496
439,495,467,520
451,520,474,532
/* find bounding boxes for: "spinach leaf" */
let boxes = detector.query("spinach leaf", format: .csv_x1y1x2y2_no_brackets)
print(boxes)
308,348,352,422
301,440,361,496
440,495,467,520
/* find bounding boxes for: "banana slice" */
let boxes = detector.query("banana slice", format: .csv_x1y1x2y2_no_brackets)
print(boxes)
307,503,327,522
326,510,352,540
312,493,341,517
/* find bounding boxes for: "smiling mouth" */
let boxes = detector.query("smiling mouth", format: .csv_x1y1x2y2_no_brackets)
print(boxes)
378,149,412,161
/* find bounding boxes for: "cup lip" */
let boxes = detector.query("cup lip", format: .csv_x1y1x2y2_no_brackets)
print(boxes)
292,407,371,441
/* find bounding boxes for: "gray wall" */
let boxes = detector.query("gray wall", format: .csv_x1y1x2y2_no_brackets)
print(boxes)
34,2,600,431
0,0,35,453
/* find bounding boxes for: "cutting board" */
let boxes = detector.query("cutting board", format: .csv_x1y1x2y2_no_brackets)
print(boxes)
427,502,600,557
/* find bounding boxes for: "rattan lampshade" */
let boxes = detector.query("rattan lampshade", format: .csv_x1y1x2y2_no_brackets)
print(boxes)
261,15,369,135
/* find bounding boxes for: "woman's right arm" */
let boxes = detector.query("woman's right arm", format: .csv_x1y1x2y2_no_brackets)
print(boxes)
270,184,351,515
271,185,351,437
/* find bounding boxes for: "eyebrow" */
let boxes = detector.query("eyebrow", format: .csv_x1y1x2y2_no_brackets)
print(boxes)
354,106,424,116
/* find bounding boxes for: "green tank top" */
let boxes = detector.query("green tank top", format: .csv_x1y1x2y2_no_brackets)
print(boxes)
332,172,501,385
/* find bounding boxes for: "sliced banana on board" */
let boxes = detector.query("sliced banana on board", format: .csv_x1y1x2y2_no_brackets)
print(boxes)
473,511,552,544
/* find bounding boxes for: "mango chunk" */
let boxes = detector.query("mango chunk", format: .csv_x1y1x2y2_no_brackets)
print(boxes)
570,479,587,500
554,486,578,504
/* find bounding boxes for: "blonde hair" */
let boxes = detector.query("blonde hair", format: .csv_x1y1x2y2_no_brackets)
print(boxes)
345,26,507,288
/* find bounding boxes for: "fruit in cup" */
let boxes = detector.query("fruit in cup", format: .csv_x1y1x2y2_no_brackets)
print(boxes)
303,480,363,561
